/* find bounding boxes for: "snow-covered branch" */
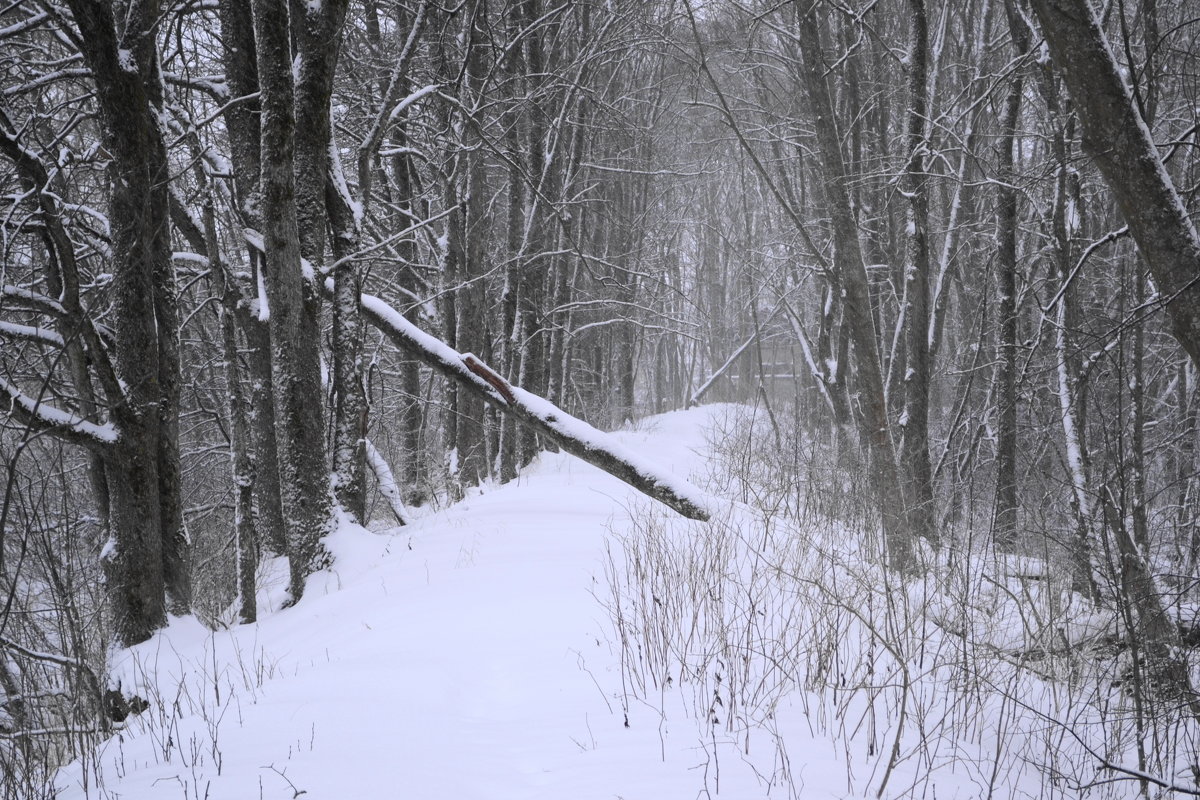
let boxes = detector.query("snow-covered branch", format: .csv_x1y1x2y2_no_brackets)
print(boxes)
0,376,117,448
364,439,409,525
1,284,66,318
0,320,66,348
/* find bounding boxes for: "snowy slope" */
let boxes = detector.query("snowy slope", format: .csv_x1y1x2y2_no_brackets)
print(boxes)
54,405,780,800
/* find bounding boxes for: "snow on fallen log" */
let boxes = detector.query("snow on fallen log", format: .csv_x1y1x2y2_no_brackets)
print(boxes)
364,438,409,525
341,281,712,521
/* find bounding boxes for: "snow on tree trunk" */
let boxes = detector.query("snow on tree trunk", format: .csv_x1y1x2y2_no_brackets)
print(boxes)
251,0,335,603
62,0,181,644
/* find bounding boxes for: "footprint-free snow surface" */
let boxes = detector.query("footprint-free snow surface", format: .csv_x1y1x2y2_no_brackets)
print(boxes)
56,405,773,799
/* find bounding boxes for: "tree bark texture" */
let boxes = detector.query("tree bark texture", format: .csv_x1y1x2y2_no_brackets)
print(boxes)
64,0,182,644
252,0,335,602
899,0,937,547
993,1,1027,550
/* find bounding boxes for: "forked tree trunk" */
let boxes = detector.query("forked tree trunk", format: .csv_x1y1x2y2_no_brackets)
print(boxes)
64,0,181,644
216,0,288,556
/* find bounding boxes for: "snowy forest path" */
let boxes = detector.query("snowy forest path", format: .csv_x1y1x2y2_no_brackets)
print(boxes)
55,407,730,800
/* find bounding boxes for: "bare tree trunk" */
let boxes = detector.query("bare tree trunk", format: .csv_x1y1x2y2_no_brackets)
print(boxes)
516,0,553,465
293,0,362,517
216,0,288,556
993,2,1028,550
64,0,179,644
453,0,492,487
205,198,259,625
1054,294,1101,603
899,0,937,547
291,0,350,267
252,0,335,602
1130,268,1150,553
328,149,369,522
243,306,289,554
792,0,916,572
498,92,527,483
1029,0,1200,370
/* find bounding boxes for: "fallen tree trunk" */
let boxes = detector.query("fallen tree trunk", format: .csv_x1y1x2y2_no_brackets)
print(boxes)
689,332,758,408
364,438,409,525
688,303,785,408
243,227,713,522
341,282,712,521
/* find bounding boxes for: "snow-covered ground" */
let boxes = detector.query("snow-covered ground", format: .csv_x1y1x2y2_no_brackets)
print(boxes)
51,405,1193,799
53,406,770,799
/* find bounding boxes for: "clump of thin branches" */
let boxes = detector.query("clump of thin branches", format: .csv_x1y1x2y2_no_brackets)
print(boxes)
602,407,1200,798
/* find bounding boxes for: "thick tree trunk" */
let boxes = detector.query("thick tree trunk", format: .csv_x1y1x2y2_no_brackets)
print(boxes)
899,0,937,547
252,0,335,602
64,0,179,644
291,6,352,517
291,0,350,267
216,0,288,556
993,3,1028,550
